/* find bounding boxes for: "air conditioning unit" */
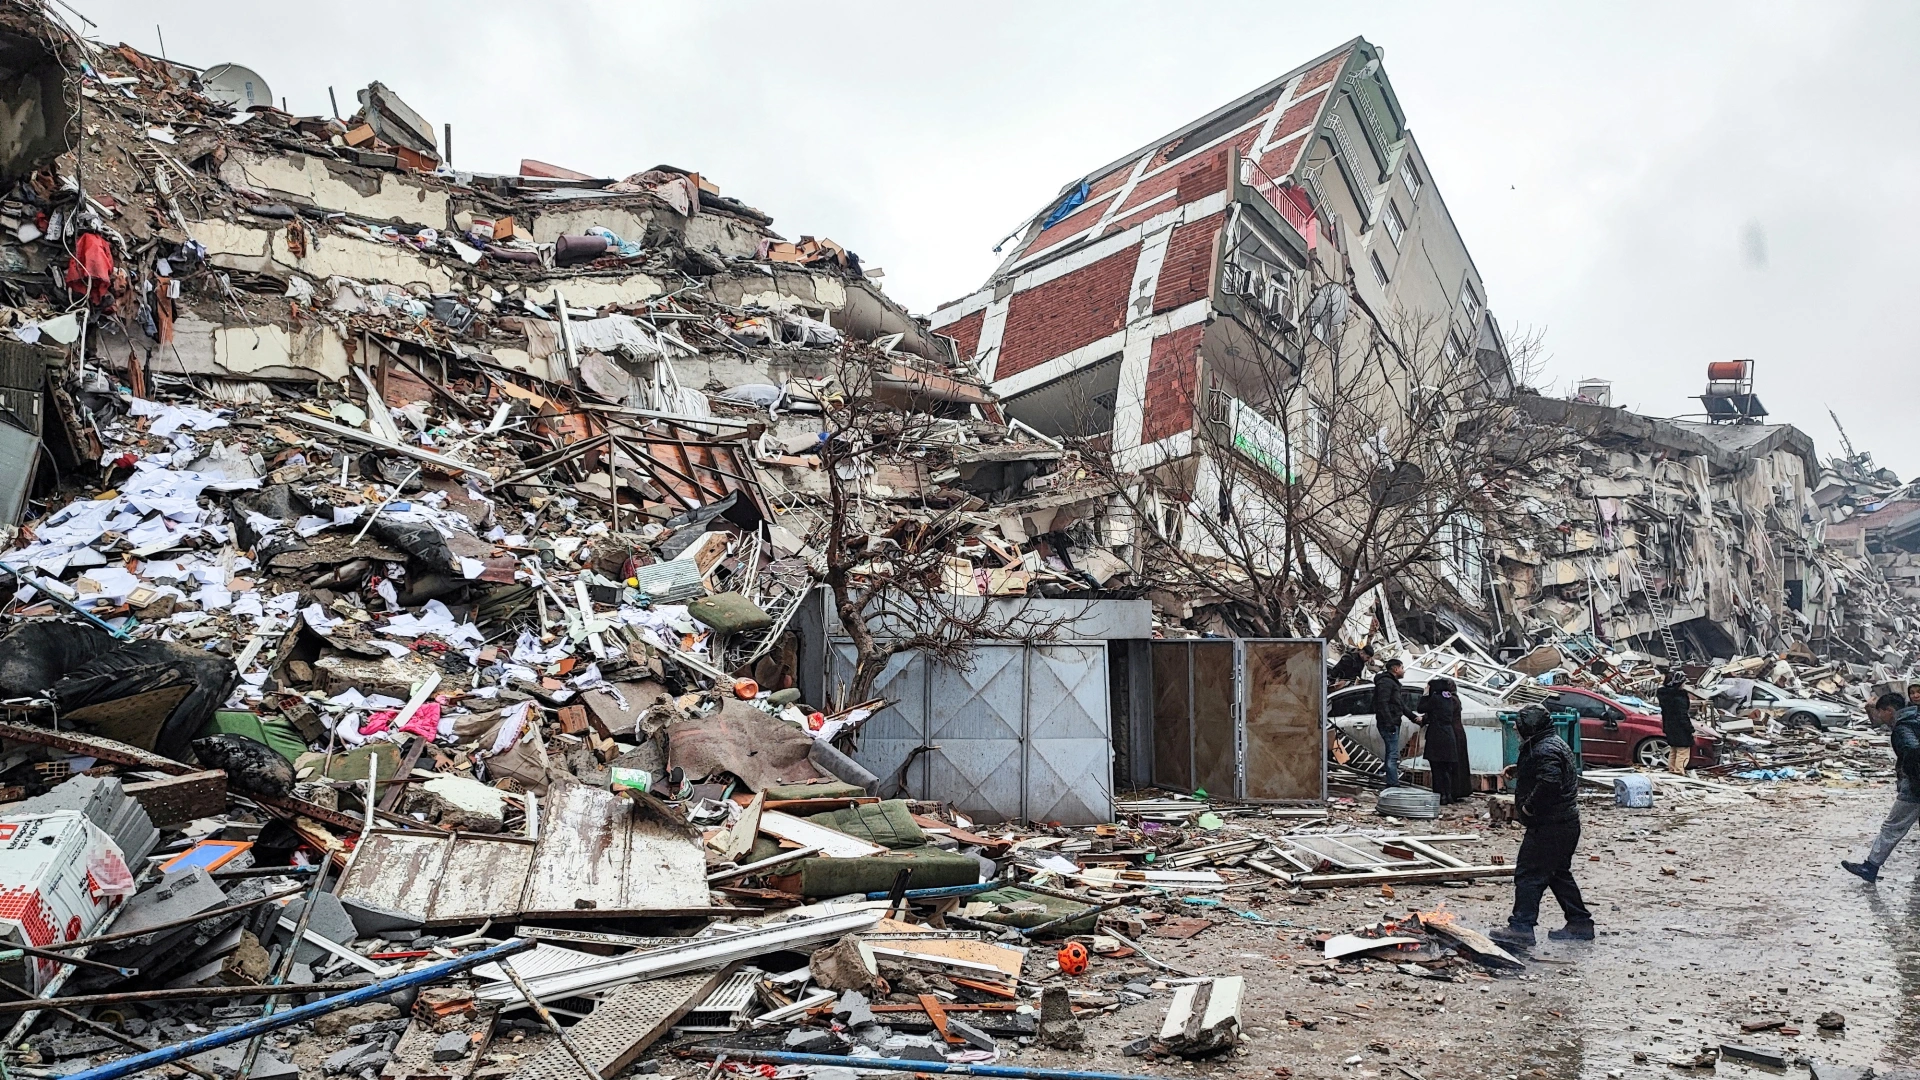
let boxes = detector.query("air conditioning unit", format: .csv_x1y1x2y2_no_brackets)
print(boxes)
1261,270,1306,332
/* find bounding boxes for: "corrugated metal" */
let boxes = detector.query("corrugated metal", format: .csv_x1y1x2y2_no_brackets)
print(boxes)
840,643,1112,826
473,943,611,983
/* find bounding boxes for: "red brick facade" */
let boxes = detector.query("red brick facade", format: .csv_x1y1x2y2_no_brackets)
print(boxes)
938,308,984,364
995,246,1139,379
1152,211,1224,314
1142,324,1205,443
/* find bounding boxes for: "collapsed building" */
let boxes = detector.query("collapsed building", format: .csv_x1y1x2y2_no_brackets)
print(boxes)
922,36,1916,686
0,0,1183,853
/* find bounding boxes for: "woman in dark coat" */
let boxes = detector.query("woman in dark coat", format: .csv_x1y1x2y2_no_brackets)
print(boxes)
1657,672,1695,775
1417,677,1472,804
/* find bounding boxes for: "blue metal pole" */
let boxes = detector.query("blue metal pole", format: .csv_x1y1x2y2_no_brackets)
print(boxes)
702,1049,1181,1080
64,938,535,1080
861,881,999,901
0,561,132,640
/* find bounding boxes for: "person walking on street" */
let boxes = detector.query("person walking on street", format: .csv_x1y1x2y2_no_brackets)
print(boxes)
1416,676,1471,804
1373,659,1414,788
1842,693,1920,884
1490,705,1592,947
1657,672,1694,775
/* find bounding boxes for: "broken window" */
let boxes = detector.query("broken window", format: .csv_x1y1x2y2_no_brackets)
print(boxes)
1000,355,1122,438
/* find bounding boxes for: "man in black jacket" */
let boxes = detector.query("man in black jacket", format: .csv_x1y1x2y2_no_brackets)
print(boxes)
1657,673,1694,775
1491,705,1592,947
1329,645,1374,690
1373,660,1414,788
1842,693,1920,884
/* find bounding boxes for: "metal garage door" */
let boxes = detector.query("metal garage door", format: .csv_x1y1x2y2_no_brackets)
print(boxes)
836,643,1112,826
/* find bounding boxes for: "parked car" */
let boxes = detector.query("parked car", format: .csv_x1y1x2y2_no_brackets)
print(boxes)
1536,686,1720,770
1735,680,1857,730
1326,671,1505,775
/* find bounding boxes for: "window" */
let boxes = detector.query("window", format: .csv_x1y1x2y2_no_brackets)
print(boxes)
1381,200,1405,248
1442,330,1462,364
1399,157,1423,205
1458,280,1481,327
1370,251,1390,288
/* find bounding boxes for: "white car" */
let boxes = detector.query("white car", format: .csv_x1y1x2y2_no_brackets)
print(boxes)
1737,680,1857,730
1326,670,1506,775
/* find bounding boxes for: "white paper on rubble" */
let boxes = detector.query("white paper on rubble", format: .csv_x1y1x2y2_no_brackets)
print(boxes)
128,396,229,437
379,599,482,646
302,603,340,633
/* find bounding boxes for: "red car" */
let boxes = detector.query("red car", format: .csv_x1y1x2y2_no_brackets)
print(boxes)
1537,687,1720,769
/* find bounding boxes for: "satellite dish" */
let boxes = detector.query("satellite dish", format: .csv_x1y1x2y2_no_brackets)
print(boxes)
200,63,273,110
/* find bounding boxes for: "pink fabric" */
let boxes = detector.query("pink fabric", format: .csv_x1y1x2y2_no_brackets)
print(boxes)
360,701,442,740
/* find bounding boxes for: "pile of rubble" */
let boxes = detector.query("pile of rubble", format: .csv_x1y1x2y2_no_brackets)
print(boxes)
0,735,1540,1079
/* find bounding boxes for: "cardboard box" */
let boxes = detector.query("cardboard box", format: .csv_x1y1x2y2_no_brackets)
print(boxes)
0,812,135,992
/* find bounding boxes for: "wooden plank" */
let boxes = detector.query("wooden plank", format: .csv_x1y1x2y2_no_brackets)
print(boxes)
615,817,709,912
122,769,226,827
757,810,886,859
1295,864,1514,889
60,685,190,749
521,780,707,916
1418,913,1524,970
920,993,959,1045
1396,837,1471,869
867,937,1026,980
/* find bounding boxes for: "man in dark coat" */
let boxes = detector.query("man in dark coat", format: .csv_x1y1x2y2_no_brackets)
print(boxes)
1843,693,1920,884
1657,673,1694,775
1491,705,1592,947
1417,677,1471,804
1373,659,1414,788
1329,645,1374,690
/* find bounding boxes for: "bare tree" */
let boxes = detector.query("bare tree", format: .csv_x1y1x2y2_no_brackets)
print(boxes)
1088,282,1577,642
792,348,1077,708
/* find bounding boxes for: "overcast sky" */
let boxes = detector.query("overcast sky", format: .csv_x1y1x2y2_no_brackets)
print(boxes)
69,0,1919,477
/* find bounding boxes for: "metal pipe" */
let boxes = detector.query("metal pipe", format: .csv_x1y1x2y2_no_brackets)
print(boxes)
0,974,216,1080
34,885,308,952
704,845,818,883
497,959,603,1080
237,849,335,1079
0,561,131,639
0,947,134,978
211,865,322,881
1018,896,1136,939
0,979,382,1014
692,1049,1180,1080
860,881,999,901
62,938,536,1080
